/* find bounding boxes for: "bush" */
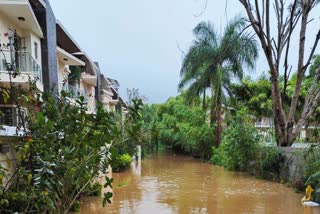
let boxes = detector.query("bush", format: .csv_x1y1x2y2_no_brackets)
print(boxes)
211,109,261,171
70,201,81,212
154,95,214,159
253,146,283,179
304,146,320,203
110,153,132,172
83,182,102,197
211,108,284,180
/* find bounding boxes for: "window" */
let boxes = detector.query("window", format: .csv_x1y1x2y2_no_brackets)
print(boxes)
34,42,38,59
0,106,27,127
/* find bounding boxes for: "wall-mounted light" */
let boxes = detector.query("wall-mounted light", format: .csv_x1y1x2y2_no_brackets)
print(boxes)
18,17,25,22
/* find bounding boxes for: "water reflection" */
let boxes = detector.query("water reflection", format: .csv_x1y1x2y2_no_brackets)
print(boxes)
78,153,320,214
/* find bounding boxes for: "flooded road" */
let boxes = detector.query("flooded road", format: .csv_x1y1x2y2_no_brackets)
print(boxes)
78,153,320,214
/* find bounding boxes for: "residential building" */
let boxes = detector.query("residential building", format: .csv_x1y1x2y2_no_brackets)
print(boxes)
0,0,44,137
100,74,114,112
56,21,98,114
75,53,98,114
29,0,59,93
0,0,128,162
56,21,86,102
0,0,50,177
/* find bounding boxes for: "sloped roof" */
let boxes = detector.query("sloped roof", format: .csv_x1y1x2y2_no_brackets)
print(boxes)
100,74,112,89
107,78,120,90
56,20,82,54
73,52,98,76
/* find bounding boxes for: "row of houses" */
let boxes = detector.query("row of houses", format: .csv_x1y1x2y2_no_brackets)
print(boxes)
0,0,127,142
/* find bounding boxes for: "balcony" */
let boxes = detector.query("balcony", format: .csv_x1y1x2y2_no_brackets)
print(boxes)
0,0,43,38
0,106,26,137
82,73,97,86
60,84,88,101
0,51,43,91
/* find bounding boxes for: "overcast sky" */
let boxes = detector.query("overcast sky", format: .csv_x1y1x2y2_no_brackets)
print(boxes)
50,0,319,103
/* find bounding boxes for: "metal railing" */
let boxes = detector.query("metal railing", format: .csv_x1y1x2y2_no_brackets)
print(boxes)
0,106,26,127
0,50,42,83
60,83,87,101
255,119,274,128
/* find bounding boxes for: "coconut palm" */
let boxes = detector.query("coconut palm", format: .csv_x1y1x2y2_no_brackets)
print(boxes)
179,16,258,146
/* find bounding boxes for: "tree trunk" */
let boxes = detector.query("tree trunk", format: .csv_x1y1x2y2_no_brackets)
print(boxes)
202,88,206,111
286,6,310,144
270,66,288,146
216,94,222,147
209,76,215,127
239,0,320,147
215,67,223,147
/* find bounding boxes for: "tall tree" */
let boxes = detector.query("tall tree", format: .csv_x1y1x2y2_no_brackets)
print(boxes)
179,16,258,146
239,0,320,146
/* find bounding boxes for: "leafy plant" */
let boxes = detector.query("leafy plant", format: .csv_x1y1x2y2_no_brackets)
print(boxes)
211,108,261,171
110,153,132,172
151,95,213,159
304,146,320,203
254,146,283,179
0,95,146,213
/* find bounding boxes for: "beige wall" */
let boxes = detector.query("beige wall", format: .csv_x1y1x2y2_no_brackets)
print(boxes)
29,32,42,66
80,81,96,113
0,13,42,64
57,60,70,92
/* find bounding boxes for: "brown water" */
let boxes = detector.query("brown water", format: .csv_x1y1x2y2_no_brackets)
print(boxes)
78,153,320,214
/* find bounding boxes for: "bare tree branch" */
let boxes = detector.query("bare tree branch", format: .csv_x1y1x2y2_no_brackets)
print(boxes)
194,0,208,17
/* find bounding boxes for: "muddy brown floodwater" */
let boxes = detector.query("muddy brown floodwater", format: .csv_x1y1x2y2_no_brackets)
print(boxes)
78,152,320,214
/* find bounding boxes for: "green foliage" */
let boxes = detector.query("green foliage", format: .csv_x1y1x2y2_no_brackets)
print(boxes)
83,182,102,197
254,146,283,179
109,98,147,172
229,74,272,118
211,108,283,179
151,95,213,159
211,108,260,171
179,16,258,143
110,153,132,172
68,66,84,85
309,55,320,77
304,146,320,203
103,192,113,207
0,94,115,213
70,201,81,212
0,95,145,212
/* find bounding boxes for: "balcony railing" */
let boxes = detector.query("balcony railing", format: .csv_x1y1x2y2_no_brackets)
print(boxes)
0,50,42,83
255,120,273,128
60,84,87,101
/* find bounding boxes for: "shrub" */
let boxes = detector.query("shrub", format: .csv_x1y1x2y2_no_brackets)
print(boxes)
304,146,320,203
211,109,261,171
70,201,81,212
110,153,132,172
83,182,103,197
253,146,283,179
154,95,214,159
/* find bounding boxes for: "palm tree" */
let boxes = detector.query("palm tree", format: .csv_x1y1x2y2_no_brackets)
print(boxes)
179,16,258,146
178,65,209,110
